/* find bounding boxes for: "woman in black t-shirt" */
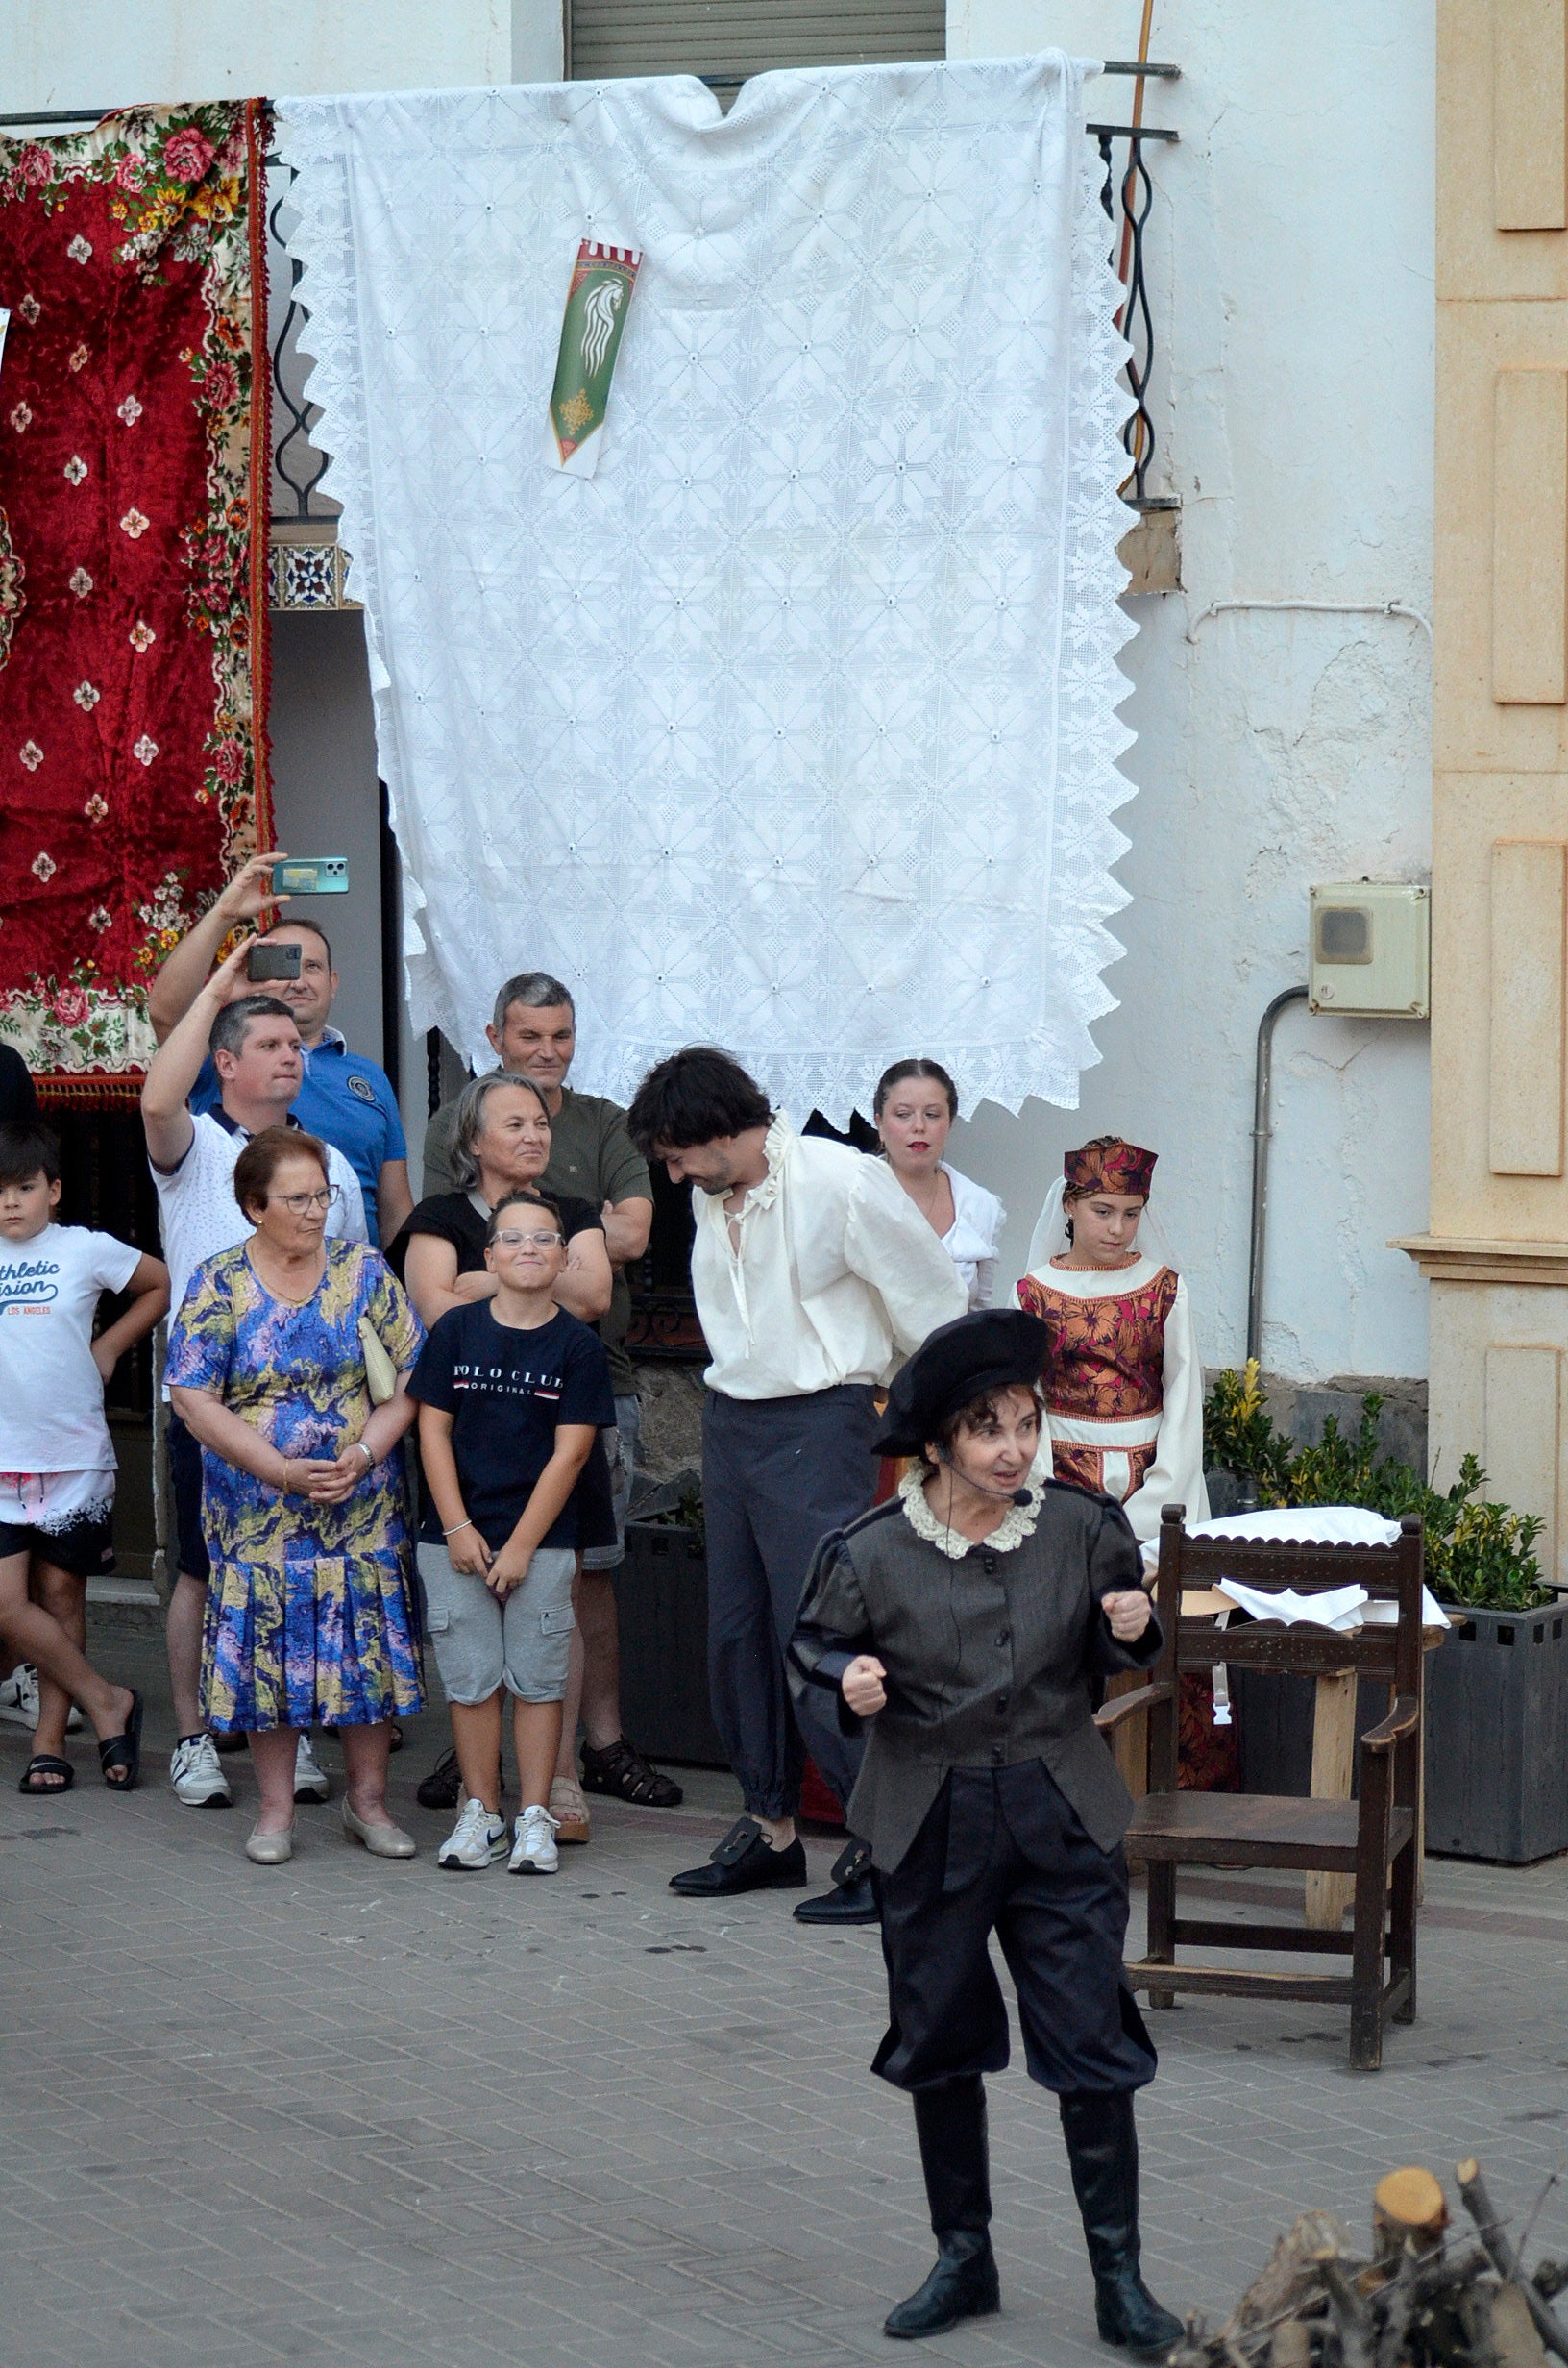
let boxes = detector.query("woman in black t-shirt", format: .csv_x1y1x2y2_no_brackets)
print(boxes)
389,1073,618,1561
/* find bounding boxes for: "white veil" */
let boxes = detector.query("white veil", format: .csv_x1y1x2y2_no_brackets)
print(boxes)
1022,1175,1176,1279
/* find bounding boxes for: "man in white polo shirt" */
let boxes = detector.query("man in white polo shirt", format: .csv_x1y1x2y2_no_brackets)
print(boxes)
141,934,366,1808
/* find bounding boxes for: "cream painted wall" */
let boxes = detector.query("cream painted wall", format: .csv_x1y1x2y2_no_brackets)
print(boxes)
0,1,562,110
943,0,1435,1385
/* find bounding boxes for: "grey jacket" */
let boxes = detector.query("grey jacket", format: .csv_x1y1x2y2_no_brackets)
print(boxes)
788,1482,1161,1875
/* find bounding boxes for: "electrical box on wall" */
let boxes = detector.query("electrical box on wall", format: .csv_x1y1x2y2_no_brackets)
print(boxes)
1309,881,1431,1017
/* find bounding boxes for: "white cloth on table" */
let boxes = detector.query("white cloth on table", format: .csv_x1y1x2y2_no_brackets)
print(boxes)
274,55,1137,1121
938,1163,1007,1310
694,1116,967,1400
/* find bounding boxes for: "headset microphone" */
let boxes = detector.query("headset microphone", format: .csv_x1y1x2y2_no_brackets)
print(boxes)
935,1446,1034,1509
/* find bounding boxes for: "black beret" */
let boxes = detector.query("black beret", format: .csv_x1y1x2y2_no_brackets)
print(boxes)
874,1310,1047,1459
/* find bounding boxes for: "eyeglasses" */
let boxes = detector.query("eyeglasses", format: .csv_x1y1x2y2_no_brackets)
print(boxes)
491,1228,563,1249
268,1185,341,1215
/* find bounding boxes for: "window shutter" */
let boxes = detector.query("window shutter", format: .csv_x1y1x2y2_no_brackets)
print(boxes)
567,0,946,90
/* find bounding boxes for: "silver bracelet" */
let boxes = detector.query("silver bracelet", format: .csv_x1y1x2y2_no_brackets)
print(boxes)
443,1517,474,1536
355,1442,375,1467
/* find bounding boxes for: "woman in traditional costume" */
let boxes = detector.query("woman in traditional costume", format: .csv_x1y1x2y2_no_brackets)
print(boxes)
1018,1139,1235,1789
874,1059,1006,1311
1017,1137,1208,1541
789,1312,1183,2352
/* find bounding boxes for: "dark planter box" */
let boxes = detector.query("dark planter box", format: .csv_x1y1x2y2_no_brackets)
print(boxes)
1424,1603,1568,1864
611,1521,729,1768
1231,1667,1381,1798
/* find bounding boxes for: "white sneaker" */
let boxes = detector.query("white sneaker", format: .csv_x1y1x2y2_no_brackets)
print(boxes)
0,1665,83,1732
508,1803,560,1876
437,1796,508,1870
170,1732,233,1808
293,1734,331,1803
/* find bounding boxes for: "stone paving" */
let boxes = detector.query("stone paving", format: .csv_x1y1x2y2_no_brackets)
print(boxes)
6,1622,1568,2368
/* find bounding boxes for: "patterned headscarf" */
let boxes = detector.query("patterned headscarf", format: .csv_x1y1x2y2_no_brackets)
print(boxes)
1063,1138,1157,1201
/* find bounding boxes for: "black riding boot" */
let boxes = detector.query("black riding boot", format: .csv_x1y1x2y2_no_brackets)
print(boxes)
883,2077,1001,2340
1058,2090,1183,2357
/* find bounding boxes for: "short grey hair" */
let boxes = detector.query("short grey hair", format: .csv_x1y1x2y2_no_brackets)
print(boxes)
493,972,575,1035
450,1070,550,1190
209,995,293,1062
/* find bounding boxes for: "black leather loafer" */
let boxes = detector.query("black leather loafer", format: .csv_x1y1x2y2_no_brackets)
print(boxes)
794,1839,879,1924
670,1815,809,1896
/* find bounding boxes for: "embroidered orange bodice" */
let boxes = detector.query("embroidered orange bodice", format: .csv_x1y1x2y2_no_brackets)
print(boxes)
1017,1266,1177,1421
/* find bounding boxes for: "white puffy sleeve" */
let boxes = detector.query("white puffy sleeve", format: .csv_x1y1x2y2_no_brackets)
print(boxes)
1120,1273,1210,1544
968,1181,1006,1309
845,1159,968,1355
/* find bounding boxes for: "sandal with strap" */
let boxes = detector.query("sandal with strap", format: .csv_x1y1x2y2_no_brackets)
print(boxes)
98,1689,143,1791
18,1753,74,1794
579,1737,684,1809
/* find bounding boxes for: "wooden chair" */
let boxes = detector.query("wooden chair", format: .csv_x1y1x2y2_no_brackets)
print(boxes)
1095,1507,1425,2071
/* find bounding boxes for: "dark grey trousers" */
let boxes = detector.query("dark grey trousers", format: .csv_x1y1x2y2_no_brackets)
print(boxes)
701,1383,880,1820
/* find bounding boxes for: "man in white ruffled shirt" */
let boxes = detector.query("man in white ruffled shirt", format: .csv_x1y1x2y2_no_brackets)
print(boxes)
627,1047,966,1922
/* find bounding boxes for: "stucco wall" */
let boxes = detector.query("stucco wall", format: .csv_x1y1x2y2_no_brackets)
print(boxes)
0,2,562,110
943,0,1436,1385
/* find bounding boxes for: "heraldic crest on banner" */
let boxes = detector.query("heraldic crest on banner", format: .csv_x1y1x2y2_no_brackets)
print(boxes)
548,239,643,477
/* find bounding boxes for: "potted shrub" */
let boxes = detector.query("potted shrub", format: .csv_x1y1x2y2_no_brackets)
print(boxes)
1204,1368,1559,1861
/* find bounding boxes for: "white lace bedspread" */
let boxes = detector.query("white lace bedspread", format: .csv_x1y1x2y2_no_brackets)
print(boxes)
276,55,1136,1116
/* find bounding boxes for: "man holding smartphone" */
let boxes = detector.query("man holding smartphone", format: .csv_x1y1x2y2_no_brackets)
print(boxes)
141,936,367,1810
148,852,413,1249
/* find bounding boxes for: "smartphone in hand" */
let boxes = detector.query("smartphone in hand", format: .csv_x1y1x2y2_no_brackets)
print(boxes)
271,857,348,897
247,942,303,982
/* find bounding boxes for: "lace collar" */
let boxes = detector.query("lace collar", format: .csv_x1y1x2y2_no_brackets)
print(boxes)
729,1110,791,1221
897,1465,1041,1561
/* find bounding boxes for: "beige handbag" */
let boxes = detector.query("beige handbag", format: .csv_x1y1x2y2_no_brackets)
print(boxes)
357,1314,399,1406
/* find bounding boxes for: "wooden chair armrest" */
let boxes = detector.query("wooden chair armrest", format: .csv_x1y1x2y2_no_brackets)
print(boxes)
1360,1693,1420,1753
1093,1682,1173,1732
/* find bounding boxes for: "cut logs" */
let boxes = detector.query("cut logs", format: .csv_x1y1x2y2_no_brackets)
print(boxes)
1166,2159,1568,2368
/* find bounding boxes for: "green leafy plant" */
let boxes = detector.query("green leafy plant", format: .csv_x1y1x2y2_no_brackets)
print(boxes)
1203,1361,1549,1611
645,1480,704,1550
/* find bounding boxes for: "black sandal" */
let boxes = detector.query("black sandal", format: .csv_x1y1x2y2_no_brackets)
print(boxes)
18,1754,73,1794
579,1737,684,1809
98,1689,143,1791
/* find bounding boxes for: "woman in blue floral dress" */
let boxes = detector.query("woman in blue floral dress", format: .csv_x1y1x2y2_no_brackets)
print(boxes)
166,1128,427,1866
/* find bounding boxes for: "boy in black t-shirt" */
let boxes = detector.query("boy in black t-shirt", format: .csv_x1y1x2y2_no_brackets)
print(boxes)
409,1190,615,1875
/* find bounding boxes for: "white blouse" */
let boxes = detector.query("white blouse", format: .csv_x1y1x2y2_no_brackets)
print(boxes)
938,1162,1008,1309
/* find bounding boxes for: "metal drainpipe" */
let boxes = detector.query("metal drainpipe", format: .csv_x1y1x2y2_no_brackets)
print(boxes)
1247,984,1311,1369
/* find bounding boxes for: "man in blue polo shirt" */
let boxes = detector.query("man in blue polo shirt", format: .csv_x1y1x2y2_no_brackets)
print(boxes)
147,851,413,1248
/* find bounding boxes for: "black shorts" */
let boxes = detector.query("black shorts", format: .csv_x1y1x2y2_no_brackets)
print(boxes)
0,1505,114,1581
574,1430,618,1556
166,1408,211,1586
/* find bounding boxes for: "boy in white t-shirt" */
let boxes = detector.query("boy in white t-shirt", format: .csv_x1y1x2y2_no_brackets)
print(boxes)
0,1121,170,1792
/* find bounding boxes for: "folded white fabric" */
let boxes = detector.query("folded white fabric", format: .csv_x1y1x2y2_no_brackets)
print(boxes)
1215,1580,1369,1631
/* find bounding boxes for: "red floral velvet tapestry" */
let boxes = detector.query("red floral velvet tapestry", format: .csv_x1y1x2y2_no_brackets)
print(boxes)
0,102,270,1099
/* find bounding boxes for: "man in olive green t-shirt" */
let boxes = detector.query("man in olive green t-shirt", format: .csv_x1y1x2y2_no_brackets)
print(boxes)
421,973,683,1836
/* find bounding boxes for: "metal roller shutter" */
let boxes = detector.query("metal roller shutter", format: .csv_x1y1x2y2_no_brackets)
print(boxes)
567,0,946,89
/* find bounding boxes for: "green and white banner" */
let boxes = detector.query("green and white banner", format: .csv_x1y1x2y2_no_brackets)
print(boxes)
547,238,642,476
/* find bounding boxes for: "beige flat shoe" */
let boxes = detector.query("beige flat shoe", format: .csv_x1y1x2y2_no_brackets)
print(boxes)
549,1776,591,1845
341,1798,416,1858
245,1822,295,1865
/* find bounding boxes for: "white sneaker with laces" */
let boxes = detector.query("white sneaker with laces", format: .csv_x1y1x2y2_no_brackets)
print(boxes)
293,1734,331,1802
508,1803,560,1875
170,1732,233,1808
0,1665,83,1732
438,1796,508,1870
